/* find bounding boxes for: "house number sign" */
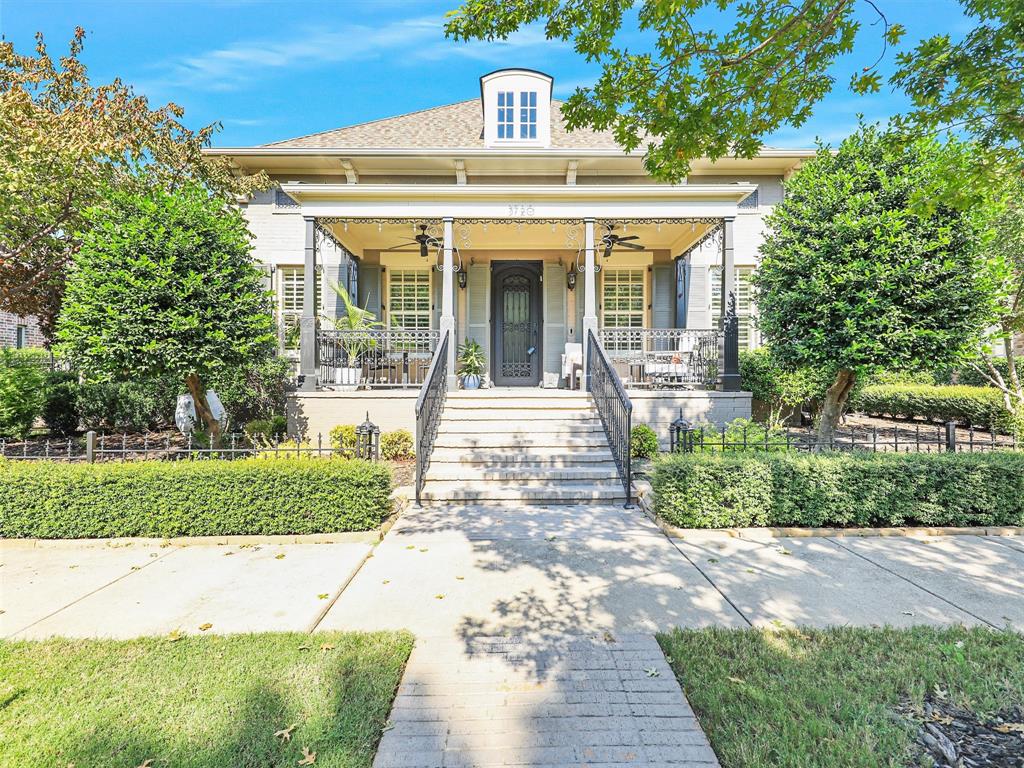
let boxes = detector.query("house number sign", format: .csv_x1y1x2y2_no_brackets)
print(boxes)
507,203,536,217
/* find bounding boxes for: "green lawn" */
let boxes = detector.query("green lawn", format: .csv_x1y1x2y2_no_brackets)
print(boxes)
658,626,1024,768
0,631,413,768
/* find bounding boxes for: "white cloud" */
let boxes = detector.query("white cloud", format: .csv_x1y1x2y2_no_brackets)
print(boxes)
142,16,561,94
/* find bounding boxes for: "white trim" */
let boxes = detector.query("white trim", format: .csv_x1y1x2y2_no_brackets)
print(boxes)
205,146,818,159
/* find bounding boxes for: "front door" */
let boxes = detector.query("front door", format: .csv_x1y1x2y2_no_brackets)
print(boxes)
491,261,542,386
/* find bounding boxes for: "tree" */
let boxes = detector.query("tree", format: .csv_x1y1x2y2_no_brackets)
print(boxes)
971,180,1024,428
0,28,269,336
753,127,1001,445
739,347,832,429
445,0,899,182
54,183,276,445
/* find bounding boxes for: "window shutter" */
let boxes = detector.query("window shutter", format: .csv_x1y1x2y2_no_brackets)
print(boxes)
543,263,567,378
431,269,441,331
651,264,674,328
357,264,382,319
322,264,342,320
686,265,709,328
466,264,491,374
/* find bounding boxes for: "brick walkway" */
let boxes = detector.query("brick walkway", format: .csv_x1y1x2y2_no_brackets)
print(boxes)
375,633,718,768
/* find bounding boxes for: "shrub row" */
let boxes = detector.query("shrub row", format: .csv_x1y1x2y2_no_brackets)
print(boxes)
0,458,393,538
849,384,1011,431
652,451,1024,529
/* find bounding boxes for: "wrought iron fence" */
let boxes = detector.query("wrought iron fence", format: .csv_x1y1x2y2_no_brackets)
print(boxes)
598,328,719,389
587,329,633,505
0,431,379,462
414,331,449,505
319,328,440,388
669,420,1021,454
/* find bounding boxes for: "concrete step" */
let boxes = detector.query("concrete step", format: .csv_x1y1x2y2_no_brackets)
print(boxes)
440,407,599,420
433,434,611,449
424,465,622,482
448,389,589,399
443,399,595,411
430,449,616,466
419,481,627,504
437,420,606,434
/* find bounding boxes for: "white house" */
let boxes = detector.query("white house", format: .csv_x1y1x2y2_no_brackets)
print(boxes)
207,69,813,502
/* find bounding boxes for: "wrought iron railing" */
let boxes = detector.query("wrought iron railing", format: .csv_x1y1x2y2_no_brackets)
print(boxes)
598,328,720,388
318,329,440,388
414,331,449,505
587,329,633,506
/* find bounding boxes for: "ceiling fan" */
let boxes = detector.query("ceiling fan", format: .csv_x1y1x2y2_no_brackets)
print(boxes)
383,224,438,258
600,225,645,258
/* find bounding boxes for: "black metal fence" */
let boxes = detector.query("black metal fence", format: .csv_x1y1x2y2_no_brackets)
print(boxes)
670,421,1021,454
414,331,449,505
0,431,381,462
598,328,719,389
587,329,633,504
319,328,440,388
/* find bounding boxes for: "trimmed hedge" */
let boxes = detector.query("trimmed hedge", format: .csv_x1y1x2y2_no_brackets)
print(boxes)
0,458,393,538
850,384,1010,431
652,452,1024,529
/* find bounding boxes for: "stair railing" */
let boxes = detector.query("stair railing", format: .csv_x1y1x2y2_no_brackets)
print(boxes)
414,330,450,506
587,329,633,506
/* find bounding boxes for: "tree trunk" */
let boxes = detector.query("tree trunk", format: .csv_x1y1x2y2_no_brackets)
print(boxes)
185,372,221,448
815,368,857,450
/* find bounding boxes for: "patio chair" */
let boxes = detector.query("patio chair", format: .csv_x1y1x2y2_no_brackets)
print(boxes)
561,343,583,389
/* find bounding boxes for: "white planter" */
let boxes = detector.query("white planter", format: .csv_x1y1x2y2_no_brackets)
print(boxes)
334,367,363,387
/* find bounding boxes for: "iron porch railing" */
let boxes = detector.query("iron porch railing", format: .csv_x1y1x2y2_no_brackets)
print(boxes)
587,329,633,506
598,328,719,389
319,328,440,388
414,330,450,505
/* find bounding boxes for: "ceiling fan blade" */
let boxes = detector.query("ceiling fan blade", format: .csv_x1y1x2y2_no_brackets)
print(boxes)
616,235,640,242
419,241,428,258
617,241,646,250
603,243,614,258
382,244,418,252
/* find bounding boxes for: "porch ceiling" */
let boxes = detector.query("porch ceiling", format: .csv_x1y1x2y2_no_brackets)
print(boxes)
322,218,718,258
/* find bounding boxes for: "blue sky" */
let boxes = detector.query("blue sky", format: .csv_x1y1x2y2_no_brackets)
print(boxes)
1,0,972,149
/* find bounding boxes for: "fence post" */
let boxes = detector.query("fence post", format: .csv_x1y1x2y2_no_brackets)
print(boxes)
944,421,957,453
85,430,97,464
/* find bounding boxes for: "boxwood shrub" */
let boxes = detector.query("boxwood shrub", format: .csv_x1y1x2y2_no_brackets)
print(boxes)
0,458,393,538
850,384,1009,431
652,452,1024,529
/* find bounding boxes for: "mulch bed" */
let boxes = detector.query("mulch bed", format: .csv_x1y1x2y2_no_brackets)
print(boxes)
903,696,1024,767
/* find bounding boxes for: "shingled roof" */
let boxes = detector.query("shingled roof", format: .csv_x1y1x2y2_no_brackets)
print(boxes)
265,99,622,150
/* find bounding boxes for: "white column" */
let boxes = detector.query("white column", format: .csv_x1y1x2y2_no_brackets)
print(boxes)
582,217,598,389
441,217,457,385
298,217,318,392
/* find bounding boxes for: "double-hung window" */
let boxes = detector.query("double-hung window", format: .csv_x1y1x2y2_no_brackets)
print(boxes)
519,91,537,139
711,266,756,348
388,269,431,331
497,91,514,139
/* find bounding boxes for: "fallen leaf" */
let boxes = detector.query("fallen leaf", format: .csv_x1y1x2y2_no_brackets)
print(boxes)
275,554,286,560
317,593,329,600
994,723,1024,734
455,576,464,581
419,548,429,553
167,629,185,643
405,545,416,550
778,547,792,556
644,667,660,678
298,644,311,651
902,611,915,616
728,676,745,684
602,630,616,643
707,558,719,564
382,579,390,585
297,746,316,765
435,594,445,600
224,551,234,557
545,534,556,542
274,724,297,742
198,623,213,631
69,565,78,569
929,714,954,725
320,643,334,651
136,760,153,768
745,568,755,574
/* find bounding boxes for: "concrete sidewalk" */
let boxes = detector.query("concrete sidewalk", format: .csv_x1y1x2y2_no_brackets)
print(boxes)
1,539,372,639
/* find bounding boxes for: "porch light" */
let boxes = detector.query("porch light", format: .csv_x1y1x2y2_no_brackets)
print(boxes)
458,270,468,290
566,269,577,290
669,409,694,454
355,412,380,460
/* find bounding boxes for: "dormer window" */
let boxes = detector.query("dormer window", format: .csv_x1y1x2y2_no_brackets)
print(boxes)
497,91,514,139
519,91,537,139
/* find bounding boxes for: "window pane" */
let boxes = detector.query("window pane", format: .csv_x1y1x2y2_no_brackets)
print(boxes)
389,269,432,330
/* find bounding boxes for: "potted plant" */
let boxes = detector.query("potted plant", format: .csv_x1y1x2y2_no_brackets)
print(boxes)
323,282,382,387
457,338,486,389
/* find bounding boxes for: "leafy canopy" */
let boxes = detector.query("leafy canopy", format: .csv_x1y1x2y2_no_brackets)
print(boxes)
753,126,1001,378
54,183,276,385
0,28,269,334
446,0,899,182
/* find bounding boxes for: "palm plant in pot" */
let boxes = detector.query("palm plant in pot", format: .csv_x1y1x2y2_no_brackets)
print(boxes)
323,281,382,387
457,338,486,389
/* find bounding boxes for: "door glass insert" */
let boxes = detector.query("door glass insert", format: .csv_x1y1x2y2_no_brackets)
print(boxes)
501,273,533,378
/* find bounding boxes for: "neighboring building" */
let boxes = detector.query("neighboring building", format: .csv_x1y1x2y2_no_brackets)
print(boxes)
206,68,813,439
0,312,44,349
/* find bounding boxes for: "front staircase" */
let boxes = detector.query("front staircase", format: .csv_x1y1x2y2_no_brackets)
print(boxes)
419,389,628,505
